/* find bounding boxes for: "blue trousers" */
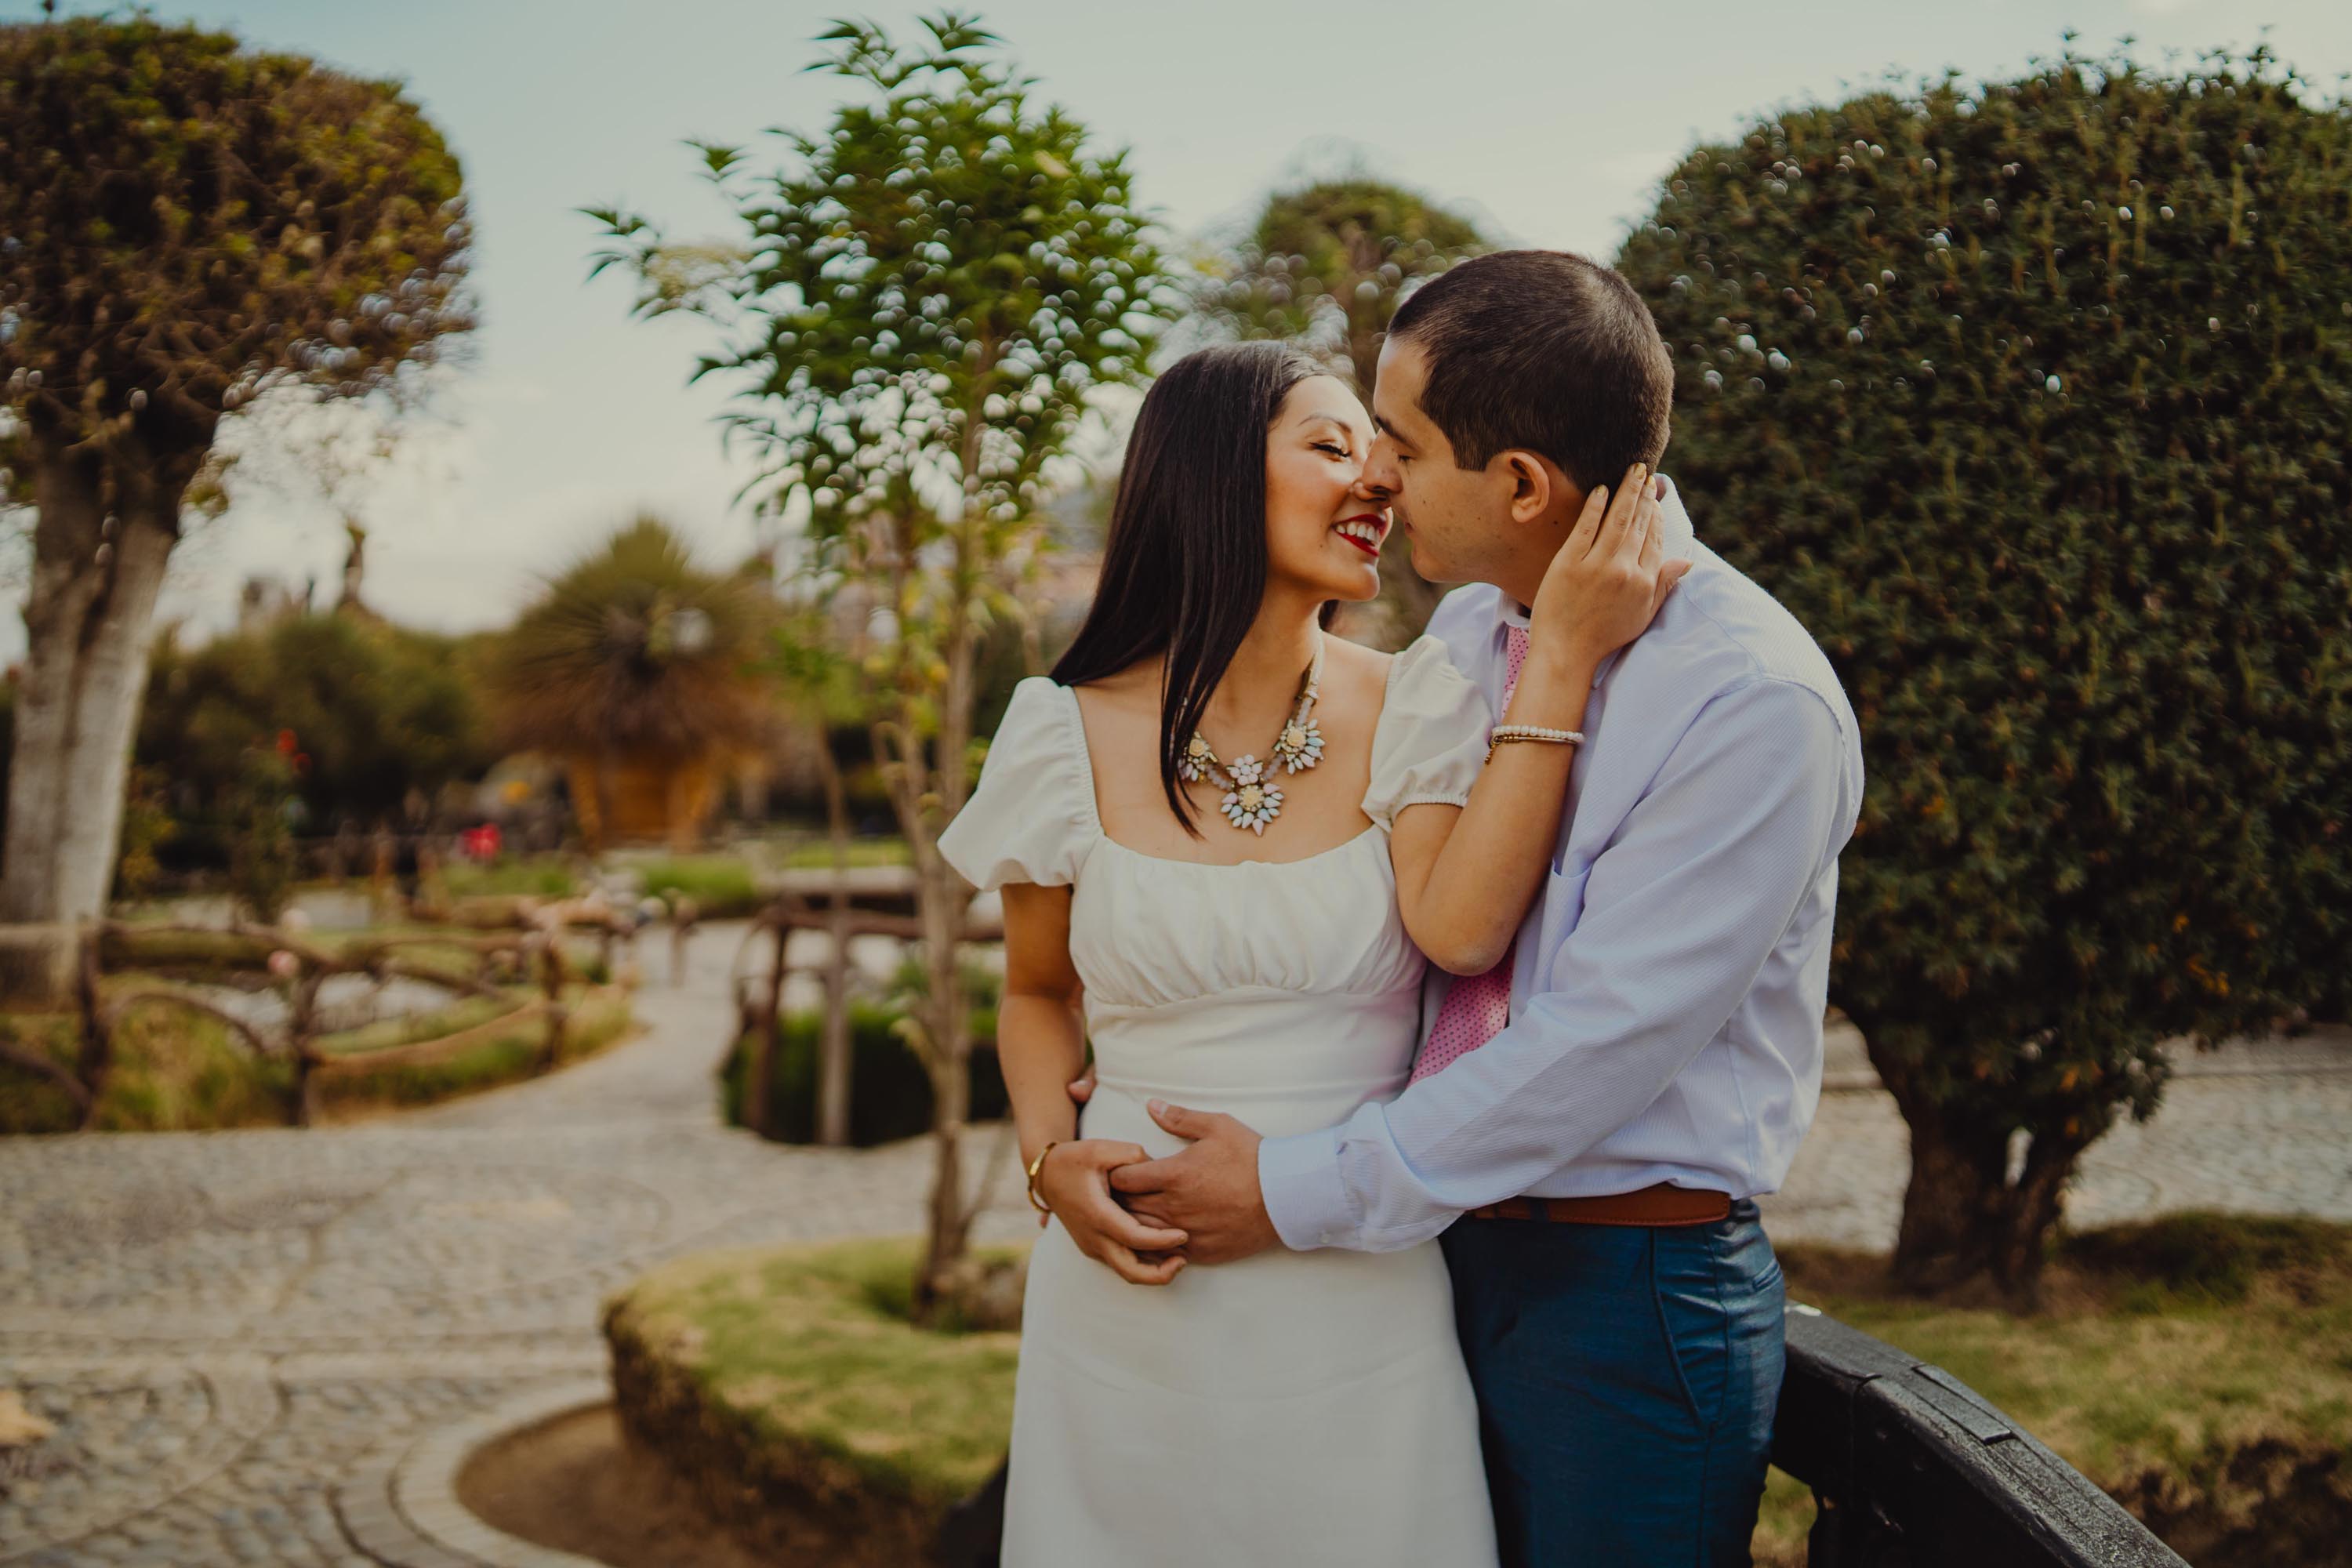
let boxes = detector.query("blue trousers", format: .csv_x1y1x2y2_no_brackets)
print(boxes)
1441,1201,1784,1567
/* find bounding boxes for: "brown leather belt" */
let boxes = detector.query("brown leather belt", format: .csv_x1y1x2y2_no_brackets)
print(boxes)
1466,1184,1732,1228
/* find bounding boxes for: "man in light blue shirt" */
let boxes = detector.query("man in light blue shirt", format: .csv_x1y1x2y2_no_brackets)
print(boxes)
1111,250,1862,1565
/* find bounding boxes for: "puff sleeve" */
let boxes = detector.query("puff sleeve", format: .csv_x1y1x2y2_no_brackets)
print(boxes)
1359,636,1493,830
936,677,1098,890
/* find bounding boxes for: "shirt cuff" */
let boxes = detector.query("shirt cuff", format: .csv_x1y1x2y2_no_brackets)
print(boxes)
1257,1126,1356,1251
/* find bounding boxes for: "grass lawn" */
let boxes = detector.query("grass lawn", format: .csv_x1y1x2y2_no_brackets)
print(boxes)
1754,1213,2352,1565
441,855,582,900
310,982,633,1119
630,855,765,918
778,837,910,870
608,1217,2350,1566
604,1237,1021,1512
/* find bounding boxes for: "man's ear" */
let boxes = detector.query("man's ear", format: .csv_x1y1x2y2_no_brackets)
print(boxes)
1499,450,1551,524
1500,450,1583,527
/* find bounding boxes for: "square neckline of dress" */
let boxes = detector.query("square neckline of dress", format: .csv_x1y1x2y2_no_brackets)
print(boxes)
1060,654,1408,873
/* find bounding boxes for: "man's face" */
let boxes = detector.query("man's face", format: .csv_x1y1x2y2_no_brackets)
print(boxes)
1366,337,1512,586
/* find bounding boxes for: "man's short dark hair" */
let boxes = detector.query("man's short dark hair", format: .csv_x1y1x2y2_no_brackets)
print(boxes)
1387,249,1672,491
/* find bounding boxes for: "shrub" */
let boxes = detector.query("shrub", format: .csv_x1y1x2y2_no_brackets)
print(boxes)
722,999,1005,1146
1621,49,2352,1297
635,855,764,918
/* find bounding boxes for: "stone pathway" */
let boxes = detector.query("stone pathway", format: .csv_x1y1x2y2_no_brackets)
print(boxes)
0,922,1036,1567
2,920,2347,1566
1761,1019,2352,1250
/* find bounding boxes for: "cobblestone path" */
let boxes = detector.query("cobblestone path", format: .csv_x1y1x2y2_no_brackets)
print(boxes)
2,920,2346,1566
0,923,1037,1566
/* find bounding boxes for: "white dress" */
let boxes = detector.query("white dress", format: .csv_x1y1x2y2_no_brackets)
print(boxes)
938,637,1501,1568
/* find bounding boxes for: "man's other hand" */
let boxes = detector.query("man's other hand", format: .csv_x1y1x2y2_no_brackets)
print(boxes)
1107,1102,1280,1266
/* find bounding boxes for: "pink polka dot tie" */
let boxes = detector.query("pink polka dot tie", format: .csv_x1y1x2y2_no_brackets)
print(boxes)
1411,625,1530,1083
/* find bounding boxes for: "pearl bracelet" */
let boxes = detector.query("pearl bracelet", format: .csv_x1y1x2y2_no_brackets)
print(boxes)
1486,724,1584,763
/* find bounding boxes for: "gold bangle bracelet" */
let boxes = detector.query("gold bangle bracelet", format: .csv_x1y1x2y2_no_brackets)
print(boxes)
1486,725,1585,763
1025,1139,1063,1214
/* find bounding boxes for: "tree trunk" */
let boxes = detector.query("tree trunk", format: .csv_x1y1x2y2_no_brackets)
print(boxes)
1870,1033,2089,1307
912,840,975,1323
2,445,180,927
815,742,855,1149
744,920,786,1139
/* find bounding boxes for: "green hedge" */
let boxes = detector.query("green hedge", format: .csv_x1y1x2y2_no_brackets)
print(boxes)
720,999,1007,1145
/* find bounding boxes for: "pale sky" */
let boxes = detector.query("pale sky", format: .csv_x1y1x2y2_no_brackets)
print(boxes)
9,0,2350,659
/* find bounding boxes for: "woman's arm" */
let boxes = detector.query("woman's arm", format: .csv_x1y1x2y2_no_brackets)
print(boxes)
999,882,1189,1284
1391,466,1683,975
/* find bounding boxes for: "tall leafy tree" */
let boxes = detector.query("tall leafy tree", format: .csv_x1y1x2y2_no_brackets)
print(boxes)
1192,180,1489,639
589,11,1176,1314
0,14,472,946
1622,49,2352,1299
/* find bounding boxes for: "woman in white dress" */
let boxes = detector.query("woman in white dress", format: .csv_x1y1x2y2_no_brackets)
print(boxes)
936,341,1679,1566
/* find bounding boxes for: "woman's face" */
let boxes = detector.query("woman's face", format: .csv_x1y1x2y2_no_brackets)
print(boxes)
1262,375,1390,605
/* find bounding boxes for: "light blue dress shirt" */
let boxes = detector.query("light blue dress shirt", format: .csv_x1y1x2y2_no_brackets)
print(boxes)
1258,478,1864,1253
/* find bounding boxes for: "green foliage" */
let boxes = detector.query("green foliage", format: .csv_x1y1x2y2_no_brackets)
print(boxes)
634,854,764,917
603,1237,1022,1512
1621,49,2352,1285
225,742,300,924
440,855,580,899
1194,177,1489,390
778,836,909,869
589,13,1171,550
586,12,1176,761
111,764,176,900
720,996,1007,1145
0,13,471,459
2061,1211,2348,1307
0,996,288,1134
139,613,493,837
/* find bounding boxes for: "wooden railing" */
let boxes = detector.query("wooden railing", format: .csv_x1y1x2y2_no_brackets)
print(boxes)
1772,1305,2185,1566
2,900,637,1128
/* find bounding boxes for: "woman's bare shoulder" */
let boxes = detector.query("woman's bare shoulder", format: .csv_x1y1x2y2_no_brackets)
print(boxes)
1319,633,1396,702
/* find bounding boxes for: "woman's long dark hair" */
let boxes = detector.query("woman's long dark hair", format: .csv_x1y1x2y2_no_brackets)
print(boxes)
1051,340,1334,837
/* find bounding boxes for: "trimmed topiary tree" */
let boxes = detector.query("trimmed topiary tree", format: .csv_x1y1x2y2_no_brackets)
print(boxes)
1621,49,2352,1299
0,13,472,943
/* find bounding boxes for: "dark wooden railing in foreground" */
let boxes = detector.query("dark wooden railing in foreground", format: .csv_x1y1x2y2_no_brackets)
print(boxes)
934,1305,2190,1566
1775,1304,2186,1567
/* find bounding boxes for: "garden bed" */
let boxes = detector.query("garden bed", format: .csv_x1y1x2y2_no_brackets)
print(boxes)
600,1237,1021,1565
603,1217,2350,1567
0,979,633,1131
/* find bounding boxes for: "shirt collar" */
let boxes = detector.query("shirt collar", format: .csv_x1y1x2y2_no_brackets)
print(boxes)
1493,474,1695,633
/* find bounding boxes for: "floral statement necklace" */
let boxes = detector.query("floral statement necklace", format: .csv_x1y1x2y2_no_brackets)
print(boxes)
1176,640,1327,834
